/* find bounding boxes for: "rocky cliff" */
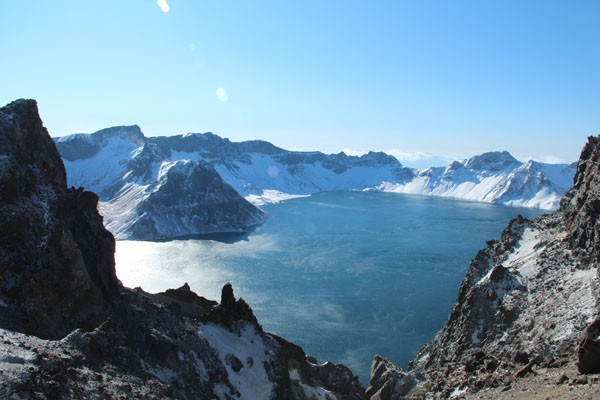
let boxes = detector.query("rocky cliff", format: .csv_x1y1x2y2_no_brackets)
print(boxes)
0,99,363,399
0,99,119,339
366,137,600,399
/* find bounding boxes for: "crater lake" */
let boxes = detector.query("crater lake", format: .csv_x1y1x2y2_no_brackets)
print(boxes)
115,191,544,383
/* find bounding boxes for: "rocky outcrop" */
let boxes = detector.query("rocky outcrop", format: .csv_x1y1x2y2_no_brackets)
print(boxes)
366,136,600,399
561,136,600,263
0,99,119,339
365,356,421,400
577,316,600,374
0,99,363,399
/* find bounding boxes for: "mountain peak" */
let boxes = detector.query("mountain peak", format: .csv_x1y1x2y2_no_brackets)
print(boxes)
464,150,519,171
54,125,147,161
92,125,146,145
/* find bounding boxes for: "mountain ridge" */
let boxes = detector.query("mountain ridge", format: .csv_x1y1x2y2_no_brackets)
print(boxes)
57,125,267,240
55,126,575,240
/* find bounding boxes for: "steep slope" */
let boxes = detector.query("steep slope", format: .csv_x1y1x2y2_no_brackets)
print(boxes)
0,99,363,399
365,137,600,399
377,151,575,210
56,128,266,240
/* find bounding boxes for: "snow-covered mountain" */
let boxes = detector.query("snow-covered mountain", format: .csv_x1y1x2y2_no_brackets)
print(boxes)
147,131,412,202
54,126,576,239
378,151,576,210
55,126,266,240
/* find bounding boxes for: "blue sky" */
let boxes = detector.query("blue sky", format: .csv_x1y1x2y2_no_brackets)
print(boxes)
1,1,598,166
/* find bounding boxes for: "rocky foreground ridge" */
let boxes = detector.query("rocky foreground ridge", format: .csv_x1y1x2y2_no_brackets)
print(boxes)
366,137,600,399
0,100,363,399
55,125,574,240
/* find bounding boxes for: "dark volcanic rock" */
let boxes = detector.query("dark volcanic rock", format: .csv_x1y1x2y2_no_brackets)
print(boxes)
561,136,600,263
365,355,416,400
0,99,119,339
270,333,364,400
202,283,260,329
577,316,600,373
144,282,218,318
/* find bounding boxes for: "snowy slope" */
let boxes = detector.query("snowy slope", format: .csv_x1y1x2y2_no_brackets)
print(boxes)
150,132,413,203
377,152,575,210
56,127,266,240
56,126,145,199
152,135,574,210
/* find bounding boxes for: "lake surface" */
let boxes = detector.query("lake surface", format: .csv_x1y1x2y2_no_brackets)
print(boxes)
115,191,544,383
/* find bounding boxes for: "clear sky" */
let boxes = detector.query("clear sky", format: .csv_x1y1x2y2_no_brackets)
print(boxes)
1,1,598,166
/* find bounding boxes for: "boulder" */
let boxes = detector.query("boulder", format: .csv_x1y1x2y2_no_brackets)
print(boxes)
577,316,600,373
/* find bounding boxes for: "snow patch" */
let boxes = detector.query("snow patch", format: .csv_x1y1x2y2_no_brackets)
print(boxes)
140,359,178,384
289,368,338,400
245,190,310,206
449,385,469,398
62,135,141,200
471,325,484,345
506,228,542,280
198,322,275,400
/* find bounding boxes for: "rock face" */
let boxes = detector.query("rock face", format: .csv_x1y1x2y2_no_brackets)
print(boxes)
0,99,119,339
366,136,600,399
0,99,363,399
562,136,600,263
55,128,575,240
577,316,600,374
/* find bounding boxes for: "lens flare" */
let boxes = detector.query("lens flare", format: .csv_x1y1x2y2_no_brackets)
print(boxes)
157,0,170,13
216,88,229,102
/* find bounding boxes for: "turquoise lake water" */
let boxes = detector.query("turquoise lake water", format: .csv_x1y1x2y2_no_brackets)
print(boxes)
115,191,544,383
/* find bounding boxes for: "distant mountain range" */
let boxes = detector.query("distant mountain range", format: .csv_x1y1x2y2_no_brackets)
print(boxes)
378,151,576,210
54,126,576,240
